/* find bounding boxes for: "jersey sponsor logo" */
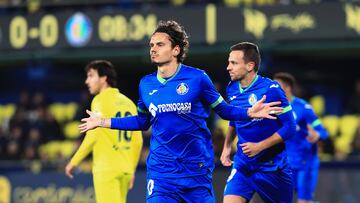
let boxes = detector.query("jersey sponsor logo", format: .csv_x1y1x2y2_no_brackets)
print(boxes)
176,82,189,95
148,102,192,117
149,89,158,95
147,179,154,196
158,102,191,114
270,84,279,88
248,93,258,106
149,103,158,117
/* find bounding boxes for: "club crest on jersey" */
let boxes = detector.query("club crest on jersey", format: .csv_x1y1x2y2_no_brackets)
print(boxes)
248,94,258,106
176,83,189,95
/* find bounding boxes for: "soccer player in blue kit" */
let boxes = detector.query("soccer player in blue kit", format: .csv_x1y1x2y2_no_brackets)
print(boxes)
273,72,328,203
79,21,284,203
220,42,296,203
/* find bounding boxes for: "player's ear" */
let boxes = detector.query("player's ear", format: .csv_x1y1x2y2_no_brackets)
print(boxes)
173,45,180,56
100,75,108,84
247,62,255,72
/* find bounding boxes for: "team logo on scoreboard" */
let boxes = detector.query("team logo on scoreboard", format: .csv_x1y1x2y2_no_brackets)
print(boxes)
65,12,93,47
176,82,189,95
248,93,258,106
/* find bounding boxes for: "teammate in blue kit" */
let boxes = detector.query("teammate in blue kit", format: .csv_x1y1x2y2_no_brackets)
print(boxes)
220,42,296,203
78,21,283,203
274,72,328,203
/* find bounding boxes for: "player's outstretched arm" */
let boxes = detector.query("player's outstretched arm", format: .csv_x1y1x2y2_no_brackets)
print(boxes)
247,95,283,119
79,110,111,133
213,95,283,121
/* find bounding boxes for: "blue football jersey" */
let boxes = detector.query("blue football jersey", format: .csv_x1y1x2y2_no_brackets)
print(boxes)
227,75,295,172
286,96,328,169
137,64,224,178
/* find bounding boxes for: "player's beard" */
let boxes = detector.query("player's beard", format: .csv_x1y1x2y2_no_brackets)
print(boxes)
235,71,249,81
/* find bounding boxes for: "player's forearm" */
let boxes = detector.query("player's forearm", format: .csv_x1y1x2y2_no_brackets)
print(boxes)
70,133,96,166
314,125,329,140
111,114,151,130
258,133,283,151
99,118,111,128
70,145,93,166
213,101,249,120
224,126,237,149
277,112,296,141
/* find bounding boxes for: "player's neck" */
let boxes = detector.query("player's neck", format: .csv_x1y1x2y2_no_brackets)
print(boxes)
240,72,257,88
99,84,110,93
157,61,180,78
288,93,294,102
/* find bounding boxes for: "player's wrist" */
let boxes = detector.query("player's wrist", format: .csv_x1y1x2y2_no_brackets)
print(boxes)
258,140,270,152
222,146,231,154
257,141,266,151
247,108,253,118
99,118,105,127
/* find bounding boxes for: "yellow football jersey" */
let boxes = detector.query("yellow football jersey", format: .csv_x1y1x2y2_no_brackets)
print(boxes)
70,88,143,174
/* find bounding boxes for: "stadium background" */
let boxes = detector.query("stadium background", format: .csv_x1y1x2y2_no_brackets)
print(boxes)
0,0,359,202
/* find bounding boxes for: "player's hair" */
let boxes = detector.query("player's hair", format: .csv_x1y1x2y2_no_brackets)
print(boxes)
85,60,117,87
154,20,189,63
273,72,296,89
230,42,261,72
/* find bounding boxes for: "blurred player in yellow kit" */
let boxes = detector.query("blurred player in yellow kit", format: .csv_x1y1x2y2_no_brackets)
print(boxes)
65,60,143,203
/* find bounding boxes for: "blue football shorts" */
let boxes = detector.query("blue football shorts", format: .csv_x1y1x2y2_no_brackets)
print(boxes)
292,166,319,201
224,166,293,203
146,174,215,203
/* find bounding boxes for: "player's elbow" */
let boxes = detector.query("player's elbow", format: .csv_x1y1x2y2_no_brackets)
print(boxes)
320,130,329,140
139,123,151,131
286,122,297,140
279,121,296,141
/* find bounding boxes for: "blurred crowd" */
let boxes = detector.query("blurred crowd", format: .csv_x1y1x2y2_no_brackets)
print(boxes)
0,91,62,161
0,91,89,165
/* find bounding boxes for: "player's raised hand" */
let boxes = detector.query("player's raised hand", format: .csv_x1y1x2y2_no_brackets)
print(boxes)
248,95,283,119
78,110,101,133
